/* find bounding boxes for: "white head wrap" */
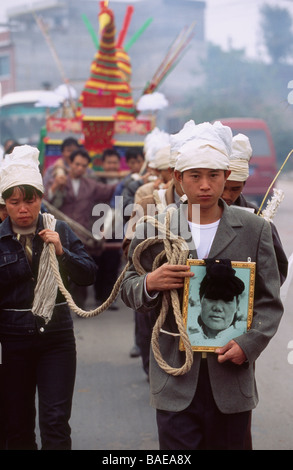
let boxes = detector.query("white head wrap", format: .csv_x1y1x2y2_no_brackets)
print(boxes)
227,133,252,182
175,121,232,172
211,121,233,157
169,120,197,168
148,144,171,170
0,145,44,196
186,121,232,157
143,127,170,165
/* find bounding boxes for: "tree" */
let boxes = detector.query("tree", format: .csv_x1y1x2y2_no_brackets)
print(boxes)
182,42,293,169
183,43,277,124
260,4,293,64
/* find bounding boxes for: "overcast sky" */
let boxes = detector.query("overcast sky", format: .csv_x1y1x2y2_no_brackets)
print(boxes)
1,0,293,59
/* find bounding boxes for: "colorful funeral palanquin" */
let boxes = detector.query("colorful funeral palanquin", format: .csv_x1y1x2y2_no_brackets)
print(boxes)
77,1,139,153
41,1,194,166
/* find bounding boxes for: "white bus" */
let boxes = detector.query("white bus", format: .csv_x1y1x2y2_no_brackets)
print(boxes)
0,90,63,148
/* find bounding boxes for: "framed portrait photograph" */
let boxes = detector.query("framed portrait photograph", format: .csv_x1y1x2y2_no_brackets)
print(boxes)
179,259,256,352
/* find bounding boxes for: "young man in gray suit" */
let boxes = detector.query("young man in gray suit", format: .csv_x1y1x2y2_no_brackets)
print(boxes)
120,122,283,450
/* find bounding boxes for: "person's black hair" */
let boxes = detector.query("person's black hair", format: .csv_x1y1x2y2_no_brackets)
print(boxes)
2,184,43,201
4,140,20,156
60,137,79,152
125,148,144,162
199,259,245,303
101,148,121,162
69,148,91,163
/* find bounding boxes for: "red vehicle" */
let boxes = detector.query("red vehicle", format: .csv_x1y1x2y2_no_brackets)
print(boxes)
217,118,277,206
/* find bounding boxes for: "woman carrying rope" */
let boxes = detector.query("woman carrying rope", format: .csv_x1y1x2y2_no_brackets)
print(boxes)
120,121,283,450
0,145,96,450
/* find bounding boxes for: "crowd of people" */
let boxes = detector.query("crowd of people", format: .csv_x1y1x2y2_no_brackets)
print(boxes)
0,119,287,450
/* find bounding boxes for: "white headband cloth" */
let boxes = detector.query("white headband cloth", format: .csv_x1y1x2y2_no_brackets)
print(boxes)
172,121,232,172
227,133,252,182
0,145,44,196
175,139,230,172
144,127,170,165
227,160,249,182
148,144,171,170
169,120,197,168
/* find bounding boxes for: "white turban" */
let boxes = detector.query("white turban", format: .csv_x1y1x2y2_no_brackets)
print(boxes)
0,145,44,196
227,133,252,182
144,127,170,165
144,127,160,154
170,120,233,170
169,120,197,168
174,121,232,172
212,121,233,157
186,121,232,157
175,138,230,172
148,144,171,170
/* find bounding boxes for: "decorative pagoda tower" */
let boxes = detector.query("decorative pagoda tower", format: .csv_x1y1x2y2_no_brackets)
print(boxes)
77,1,137,154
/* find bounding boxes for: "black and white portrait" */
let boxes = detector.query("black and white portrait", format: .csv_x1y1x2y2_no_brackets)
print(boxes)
180,259,255,352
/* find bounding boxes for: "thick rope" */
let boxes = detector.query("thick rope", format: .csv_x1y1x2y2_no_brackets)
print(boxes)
131,210,194,375
32,213,58,323
48,209,194,375
48,243,129,317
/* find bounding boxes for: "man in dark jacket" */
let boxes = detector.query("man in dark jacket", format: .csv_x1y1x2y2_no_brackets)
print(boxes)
120,122,283,450
44,148,117,308
221,133,288,285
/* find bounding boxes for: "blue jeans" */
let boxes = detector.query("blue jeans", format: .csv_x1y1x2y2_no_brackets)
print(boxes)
0,329,76,450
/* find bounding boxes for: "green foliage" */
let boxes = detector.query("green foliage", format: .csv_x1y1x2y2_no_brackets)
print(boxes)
260,4,293,64
182,42,293,170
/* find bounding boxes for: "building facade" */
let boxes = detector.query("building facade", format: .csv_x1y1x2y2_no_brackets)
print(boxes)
1,0,206,131
0,30,15,96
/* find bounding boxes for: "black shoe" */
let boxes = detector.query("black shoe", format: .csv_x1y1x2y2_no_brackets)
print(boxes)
129,345,141,357
108,302,119,311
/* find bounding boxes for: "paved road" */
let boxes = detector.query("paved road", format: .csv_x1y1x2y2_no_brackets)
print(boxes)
251,177,293,450
66,177,293,451
71,298,158,451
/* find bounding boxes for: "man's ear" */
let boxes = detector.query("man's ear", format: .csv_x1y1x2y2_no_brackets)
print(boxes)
224,170,231,181
174,170,182,183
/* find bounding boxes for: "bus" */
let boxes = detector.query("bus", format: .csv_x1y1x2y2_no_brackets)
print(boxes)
217,118,278,206
0,90,63,148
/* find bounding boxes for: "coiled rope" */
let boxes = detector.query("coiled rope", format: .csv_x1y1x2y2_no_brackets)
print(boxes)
47,209,194,376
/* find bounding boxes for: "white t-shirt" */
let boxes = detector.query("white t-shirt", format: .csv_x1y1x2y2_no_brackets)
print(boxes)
145,217,221,299
188,219,220,259
71,178,81,196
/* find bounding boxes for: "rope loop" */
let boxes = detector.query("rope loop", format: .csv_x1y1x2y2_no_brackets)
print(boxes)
131,211,193,375
48,209,194,375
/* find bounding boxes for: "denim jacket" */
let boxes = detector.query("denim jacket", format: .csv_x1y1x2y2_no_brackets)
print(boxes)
0,214,97,335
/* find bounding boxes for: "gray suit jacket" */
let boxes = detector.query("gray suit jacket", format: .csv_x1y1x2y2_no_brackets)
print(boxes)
120,200,283,413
